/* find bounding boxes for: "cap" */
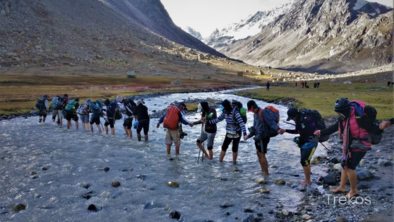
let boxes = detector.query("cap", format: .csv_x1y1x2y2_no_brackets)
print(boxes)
286,108,298,121
247,100,257,112
116,95,123,102
197,103,202,112
179,102,187,110
86,98,91,103
334,98,351,113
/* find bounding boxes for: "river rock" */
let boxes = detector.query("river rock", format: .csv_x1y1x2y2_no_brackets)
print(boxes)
88,204,98,212
274,179,286,185
329,157,340,164
220,204,234,208
336,216,348,222
243,214,254,222
169,210,181,219
378,159,392,167
333,163,342,171
255,179,266,184
302,214,312,220
167,181,179,188
322,174,337,185
356,169,374,181
111,181,121,187
310,157,320,164
282,209,289,216
259,188,270,193
11,204,26,211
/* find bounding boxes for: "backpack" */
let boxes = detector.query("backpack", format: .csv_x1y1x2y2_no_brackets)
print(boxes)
55,97,65,110
258,106,280,137
65,100,76,111
163,106,180,130
124,99,137,116
77,102,89,115
351,101,383,145
107,101,122,120
232,101,247,124
300,109,329,142
90,102,103,117
35,97,46,111
50,96,59,110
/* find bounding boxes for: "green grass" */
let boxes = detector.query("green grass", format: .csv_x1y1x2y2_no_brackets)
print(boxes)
236,82,393,120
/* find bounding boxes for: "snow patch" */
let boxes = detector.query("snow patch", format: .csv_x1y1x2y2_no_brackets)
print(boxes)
353,0,368,10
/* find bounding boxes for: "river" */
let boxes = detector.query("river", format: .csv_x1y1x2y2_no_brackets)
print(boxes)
0,88,330,221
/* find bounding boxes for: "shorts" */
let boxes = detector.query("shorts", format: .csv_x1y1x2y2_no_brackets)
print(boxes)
123,117,133,129
65,110,78,121
343,151,366,170
52,109,63,119
39,110,47,118
222,131,241,153
137,119,149,135
90,116,101,125
104,119,114,128
79,114,89,123
165,129,181,146
197,131,216,150
255,137,270,153
300,142,317,166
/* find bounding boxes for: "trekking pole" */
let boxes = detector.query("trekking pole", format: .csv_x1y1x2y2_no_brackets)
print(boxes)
319,142,330,151
197,122,204,163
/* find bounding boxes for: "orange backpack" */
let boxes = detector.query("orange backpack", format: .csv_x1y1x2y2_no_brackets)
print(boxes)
163,106,180,130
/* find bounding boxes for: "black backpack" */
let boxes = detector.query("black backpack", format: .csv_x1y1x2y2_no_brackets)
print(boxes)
354,105,383,145
108,101,122,120
300,109,329,142
35,97,46,111
124,99,137,116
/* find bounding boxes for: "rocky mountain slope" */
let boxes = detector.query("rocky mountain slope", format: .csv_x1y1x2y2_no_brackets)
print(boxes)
184,26,202,41
207,0,393,74
0,0,245,79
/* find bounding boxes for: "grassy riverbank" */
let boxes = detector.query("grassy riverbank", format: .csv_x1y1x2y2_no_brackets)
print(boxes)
236,76,393,120
0,74,239,115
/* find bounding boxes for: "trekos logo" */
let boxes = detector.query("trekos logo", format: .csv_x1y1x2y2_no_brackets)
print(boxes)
327,195,371,205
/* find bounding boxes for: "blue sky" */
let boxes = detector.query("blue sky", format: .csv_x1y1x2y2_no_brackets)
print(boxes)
161,0,393,38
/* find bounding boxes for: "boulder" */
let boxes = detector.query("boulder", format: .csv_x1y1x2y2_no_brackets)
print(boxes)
167,181,179,188
169,210,181,219
274,179,286,185
356,169,374,181
378,159,392,167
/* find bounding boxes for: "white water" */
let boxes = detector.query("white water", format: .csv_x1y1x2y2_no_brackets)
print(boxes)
0,89,328,221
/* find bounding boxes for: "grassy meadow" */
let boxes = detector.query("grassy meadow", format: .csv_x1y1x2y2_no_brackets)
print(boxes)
0,74,233,115
236,78,393,120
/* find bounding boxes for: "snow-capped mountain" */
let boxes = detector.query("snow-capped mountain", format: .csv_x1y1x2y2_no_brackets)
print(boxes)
183,26,203,40
207,0,392,73
204,1,294,48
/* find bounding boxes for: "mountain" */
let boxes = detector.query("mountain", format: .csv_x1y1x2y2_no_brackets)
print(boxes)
184,26,203,40
204,1,293,50
207,0,393,74
0,0,237,78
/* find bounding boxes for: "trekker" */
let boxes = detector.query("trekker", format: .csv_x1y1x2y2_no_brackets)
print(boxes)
157,102,193,155
36,95,49,123
64,98,80,130
77,99,91,131
51,94,67,127
301,81,304,88
245,100,281,176
90,100,104,133
104,99,120,135
135,99,150,142
314,98,373,198
193,101,217,160
209,99,247,164
280,107,320,185
117,95,136,139
266,82,270,91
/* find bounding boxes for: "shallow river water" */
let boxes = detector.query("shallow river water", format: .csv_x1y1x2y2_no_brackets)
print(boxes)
0,88,330,221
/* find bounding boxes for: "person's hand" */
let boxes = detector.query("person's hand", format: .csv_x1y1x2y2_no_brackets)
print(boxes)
244,135,248,140
189,123,193,127
156,123,160,128
278,129,285,135
314,130,321,136
201,117,206,122
379,120,391,130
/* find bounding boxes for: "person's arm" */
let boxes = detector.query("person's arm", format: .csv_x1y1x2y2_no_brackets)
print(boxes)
318,121,339,136
234,111,247,136
179,111,190,125
158,112,166,124
209,112,224,124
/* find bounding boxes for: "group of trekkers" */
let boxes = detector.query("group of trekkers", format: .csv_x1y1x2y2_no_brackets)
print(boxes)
156,97,392,200
35,94,150,141
36,94,393,199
